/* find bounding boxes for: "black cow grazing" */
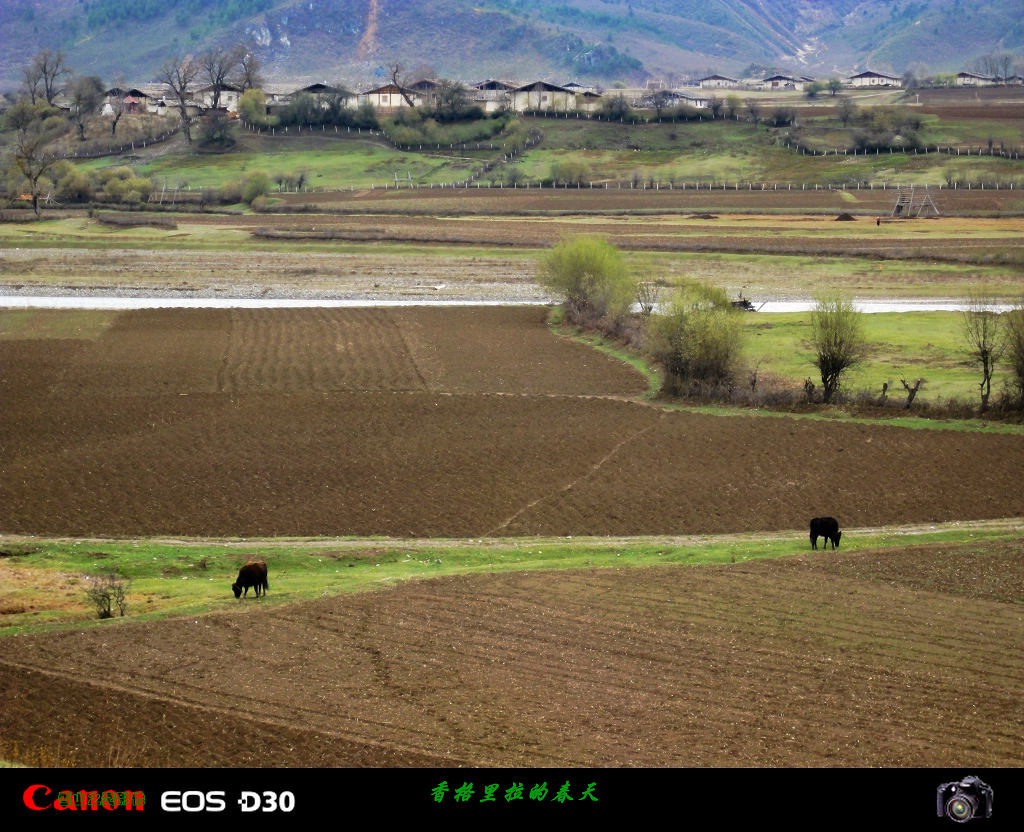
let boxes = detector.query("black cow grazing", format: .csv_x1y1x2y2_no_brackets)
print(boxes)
232,561,269,599
810,517,841,550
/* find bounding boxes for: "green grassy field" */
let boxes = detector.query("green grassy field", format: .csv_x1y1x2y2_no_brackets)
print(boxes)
549,310,1024,429
73,129,496,190
136,142,483,190
2,522,1018,636
58,103,1024,191
741,310,997,403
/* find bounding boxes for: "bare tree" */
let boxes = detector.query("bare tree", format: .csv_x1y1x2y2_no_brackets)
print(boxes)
83,570,130,619
159,55,200,143
68,75,105,141
236,47,264,91
201,44,245,109
635,280,664,317
810,294,865,404
997,53,1013,83
3,100,65,218
975,52,1014,82
108,76,128,137
744,98,762,125
961,293,1006,412
388,62,417,108
836,96,857,127
26,50,72,105
650,89,674,119
600,93,631,120
21,59,44,105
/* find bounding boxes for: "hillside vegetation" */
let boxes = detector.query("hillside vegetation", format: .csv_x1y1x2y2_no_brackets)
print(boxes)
32,90,1023,198
1,0,1021,87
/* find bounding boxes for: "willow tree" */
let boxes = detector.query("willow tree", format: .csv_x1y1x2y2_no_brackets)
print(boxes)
648,282,744,395
537,235,635,326
810,294,865,404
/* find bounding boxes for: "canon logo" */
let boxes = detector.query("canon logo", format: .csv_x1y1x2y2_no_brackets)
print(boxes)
23,785,145,812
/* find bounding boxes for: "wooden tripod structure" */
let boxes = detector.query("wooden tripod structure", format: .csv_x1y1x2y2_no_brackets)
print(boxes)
891,186,940,217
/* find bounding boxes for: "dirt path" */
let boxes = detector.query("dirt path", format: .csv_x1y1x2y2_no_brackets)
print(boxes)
4,517,1019,551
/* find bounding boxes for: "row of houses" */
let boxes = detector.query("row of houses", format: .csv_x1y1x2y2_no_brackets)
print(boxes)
697,71,903,90
102,77,705,118
101,67,1023,121
952,71,1024,86
700,70,1024,89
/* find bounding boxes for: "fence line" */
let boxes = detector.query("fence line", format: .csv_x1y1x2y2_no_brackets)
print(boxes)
784,139,1021,160
242,120,541,156
45,117,197,162
148,178,1015,205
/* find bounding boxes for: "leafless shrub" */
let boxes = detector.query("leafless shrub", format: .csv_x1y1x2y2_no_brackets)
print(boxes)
635,280,664,317
83,570,129,619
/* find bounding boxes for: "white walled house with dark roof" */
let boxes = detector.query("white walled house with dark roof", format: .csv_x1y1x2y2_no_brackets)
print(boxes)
760,74,815,91
470,79,516,112
359,83,417,111
510,81,577,111
101,87,150,116
698,74,739,88
847,71,902,87
955,71,996,86
195,83,244,112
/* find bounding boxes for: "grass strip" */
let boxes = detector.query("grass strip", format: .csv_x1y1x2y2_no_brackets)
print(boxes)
2,523,1018,636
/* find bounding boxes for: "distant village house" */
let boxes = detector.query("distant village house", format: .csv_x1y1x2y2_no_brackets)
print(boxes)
847,71,902,88
955,71,995,86
698,75,739,89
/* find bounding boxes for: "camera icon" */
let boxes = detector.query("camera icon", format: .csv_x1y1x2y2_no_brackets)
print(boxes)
936,776,993,823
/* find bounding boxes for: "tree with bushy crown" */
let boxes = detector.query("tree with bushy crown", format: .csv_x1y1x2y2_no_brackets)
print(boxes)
537,236,635,325
810,293,865,404
238,88,273,127
649,282,743,394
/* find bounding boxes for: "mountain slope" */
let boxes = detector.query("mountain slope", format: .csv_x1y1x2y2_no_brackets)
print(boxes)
0,0,1019,89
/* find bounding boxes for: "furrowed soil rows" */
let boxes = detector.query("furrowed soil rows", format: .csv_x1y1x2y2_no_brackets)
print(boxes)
1,542,1020,767
2,306,1022,538
220,307,426,393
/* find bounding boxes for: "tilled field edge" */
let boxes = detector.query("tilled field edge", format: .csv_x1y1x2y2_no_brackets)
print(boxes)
0,541,1020,768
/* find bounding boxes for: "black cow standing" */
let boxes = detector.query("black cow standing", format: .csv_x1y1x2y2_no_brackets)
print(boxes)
809,517,841,550
232,561,269,599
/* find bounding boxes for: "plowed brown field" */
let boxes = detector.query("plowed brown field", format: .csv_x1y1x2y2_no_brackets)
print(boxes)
3,306,1022,769
1,542,1020,767
2,306,1023,538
